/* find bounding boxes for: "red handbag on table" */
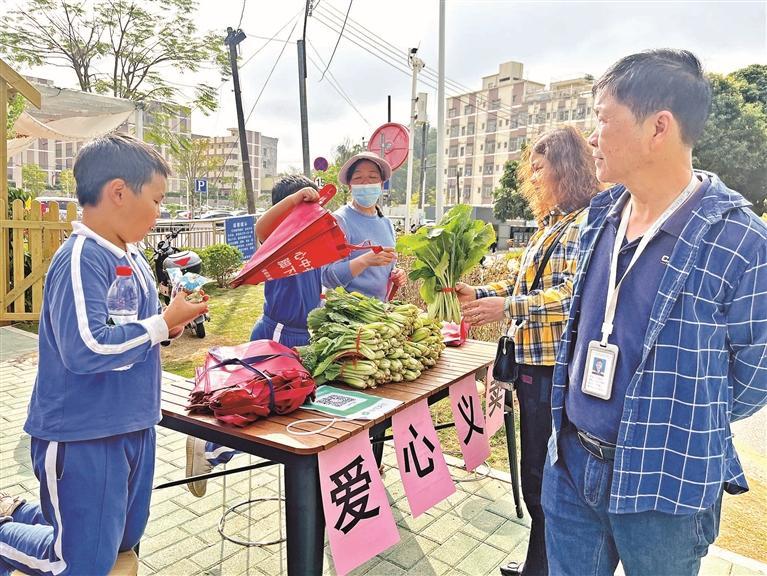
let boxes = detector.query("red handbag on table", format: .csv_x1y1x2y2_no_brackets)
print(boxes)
187,340,316,426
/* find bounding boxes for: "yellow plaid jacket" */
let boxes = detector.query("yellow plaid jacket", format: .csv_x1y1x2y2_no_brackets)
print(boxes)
476,209,586,366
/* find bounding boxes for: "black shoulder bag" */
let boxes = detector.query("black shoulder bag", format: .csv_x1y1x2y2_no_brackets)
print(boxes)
492,223,570,383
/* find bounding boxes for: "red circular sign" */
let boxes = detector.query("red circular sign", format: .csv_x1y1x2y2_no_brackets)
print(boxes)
367,123,409,171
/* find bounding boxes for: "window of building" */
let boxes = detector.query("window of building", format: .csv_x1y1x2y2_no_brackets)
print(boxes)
480,144,484,151
512,94,517,103
448,165,457,177
486,141,495,154
464,104,475,115
468,123,475,135
484,164,493,175
464,165,472,176
490,98,501,111
466,144,474,156
449,146,458,157
450,125,459,137
460,146,464,156
481,123,485,130
487,119,497,132
461,126,466,136
448,108,457,118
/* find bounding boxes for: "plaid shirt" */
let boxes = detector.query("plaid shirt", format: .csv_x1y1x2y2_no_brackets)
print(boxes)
549,172,767,514
476,209,586,366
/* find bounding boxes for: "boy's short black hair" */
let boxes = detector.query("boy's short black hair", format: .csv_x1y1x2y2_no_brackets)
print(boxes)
593,49,712,145
271,175,318,205
73,133,171,206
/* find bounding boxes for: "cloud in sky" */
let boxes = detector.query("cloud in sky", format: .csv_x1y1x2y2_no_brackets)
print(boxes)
11,0,767,171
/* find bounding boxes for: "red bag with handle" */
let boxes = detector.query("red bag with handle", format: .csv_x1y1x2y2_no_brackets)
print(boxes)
230,184,384,287
187,340,316,426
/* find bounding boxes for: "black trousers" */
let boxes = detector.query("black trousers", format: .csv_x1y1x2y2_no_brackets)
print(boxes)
515,363,554,576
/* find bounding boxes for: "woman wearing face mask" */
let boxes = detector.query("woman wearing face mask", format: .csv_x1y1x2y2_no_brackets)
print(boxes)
322,151,406,301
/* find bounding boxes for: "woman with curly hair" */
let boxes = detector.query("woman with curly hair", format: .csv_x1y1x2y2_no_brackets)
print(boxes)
458,126,601,576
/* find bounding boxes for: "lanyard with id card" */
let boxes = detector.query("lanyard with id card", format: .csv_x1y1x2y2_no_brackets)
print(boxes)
582,174,699,400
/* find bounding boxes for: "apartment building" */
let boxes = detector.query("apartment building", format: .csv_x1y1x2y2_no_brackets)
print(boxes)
195,128,278,201
7,78,191,197
443,61,596,206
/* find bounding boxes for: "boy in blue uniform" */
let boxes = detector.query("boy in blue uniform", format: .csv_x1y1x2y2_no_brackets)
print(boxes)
185,175,320,496
0,134,209,576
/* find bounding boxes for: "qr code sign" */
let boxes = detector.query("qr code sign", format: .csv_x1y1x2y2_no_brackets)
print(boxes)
316,394,364,409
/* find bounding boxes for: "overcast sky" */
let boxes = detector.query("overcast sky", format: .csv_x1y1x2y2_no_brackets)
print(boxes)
12,0,767,172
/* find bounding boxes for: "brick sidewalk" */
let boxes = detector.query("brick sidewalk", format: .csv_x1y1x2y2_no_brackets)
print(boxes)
1,327,765,575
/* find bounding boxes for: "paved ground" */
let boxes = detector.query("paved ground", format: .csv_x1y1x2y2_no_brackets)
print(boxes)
1,326,765,575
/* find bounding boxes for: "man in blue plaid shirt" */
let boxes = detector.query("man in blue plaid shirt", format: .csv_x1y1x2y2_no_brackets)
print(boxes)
542,50,767,576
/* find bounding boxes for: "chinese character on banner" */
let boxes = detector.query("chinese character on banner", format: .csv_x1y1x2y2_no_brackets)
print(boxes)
319,432,399,575
392,400,455,517
485,364,505,437
449,374,491,471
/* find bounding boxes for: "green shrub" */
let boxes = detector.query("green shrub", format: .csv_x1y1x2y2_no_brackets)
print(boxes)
199,244,243,287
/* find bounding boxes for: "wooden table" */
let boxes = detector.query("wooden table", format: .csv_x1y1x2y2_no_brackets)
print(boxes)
159,339,497,575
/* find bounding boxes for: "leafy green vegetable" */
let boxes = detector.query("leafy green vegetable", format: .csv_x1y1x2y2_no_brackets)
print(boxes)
397,205,496,322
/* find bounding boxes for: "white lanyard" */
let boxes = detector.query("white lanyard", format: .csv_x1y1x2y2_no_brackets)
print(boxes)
600,174,698,345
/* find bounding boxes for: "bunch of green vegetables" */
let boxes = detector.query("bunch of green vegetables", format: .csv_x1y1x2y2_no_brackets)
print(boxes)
298,288,445,389
397,205,496,323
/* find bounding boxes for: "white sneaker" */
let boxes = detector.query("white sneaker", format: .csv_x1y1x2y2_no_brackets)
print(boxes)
185,436,213,497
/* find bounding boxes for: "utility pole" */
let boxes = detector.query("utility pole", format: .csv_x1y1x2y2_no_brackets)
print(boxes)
405,49,424,234
225,27,256,215
419,122,429,209
297,0,312,177
435,0,446,220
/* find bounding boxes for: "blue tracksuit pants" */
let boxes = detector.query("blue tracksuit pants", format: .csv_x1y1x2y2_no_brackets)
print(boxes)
0,429,155,576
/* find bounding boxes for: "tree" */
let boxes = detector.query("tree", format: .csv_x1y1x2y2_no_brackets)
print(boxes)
730,64,767,114
694,72,767,213
22,164,48,198
492,161,533,221
146,118,222,215
0,0,228,113
58,168,76,197
7,93,25,137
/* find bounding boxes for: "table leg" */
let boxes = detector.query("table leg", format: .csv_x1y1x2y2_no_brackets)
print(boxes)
284,459,325,576
504,387,524,519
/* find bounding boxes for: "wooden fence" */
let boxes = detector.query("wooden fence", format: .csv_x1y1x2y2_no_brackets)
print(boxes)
0,199,77,322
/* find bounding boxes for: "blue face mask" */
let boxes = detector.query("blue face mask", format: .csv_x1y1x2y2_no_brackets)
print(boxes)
351,183,382,208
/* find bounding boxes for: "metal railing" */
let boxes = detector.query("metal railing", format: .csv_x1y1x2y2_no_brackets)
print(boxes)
144,218,255,251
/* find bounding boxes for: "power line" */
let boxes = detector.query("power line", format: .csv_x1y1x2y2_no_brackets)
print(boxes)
307,39,371,127
319,0,353,82
209,18,299,189
316,3,524,119
312,11,525,127
236,0,247,30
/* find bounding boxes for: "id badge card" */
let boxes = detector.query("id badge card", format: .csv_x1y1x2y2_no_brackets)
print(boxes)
581,341,619,400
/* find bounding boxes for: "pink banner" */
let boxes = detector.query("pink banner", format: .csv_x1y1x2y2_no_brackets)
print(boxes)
318,432,400,575
485,364,505,437
449,374,491,471
392,400,455,517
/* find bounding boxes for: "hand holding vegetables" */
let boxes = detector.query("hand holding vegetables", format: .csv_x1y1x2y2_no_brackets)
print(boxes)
454,282,477,303
461,296,506,326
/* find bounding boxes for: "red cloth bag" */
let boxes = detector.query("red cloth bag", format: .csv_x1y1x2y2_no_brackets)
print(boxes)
188,340,316,426
230,184,383,287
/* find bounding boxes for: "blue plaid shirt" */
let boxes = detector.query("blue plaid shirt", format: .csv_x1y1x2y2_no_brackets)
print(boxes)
549,172,767,515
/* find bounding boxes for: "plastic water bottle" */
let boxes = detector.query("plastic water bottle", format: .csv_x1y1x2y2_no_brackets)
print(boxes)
107,266,138,326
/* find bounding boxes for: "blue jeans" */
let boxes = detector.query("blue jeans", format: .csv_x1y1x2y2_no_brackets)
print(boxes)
541,425,722,576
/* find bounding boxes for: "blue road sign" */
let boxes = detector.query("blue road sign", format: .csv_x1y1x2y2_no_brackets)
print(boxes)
194,179,208,194
224,215,256,261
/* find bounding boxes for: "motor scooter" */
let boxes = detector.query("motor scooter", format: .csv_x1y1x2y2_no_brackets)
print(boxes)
150,227,209,338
